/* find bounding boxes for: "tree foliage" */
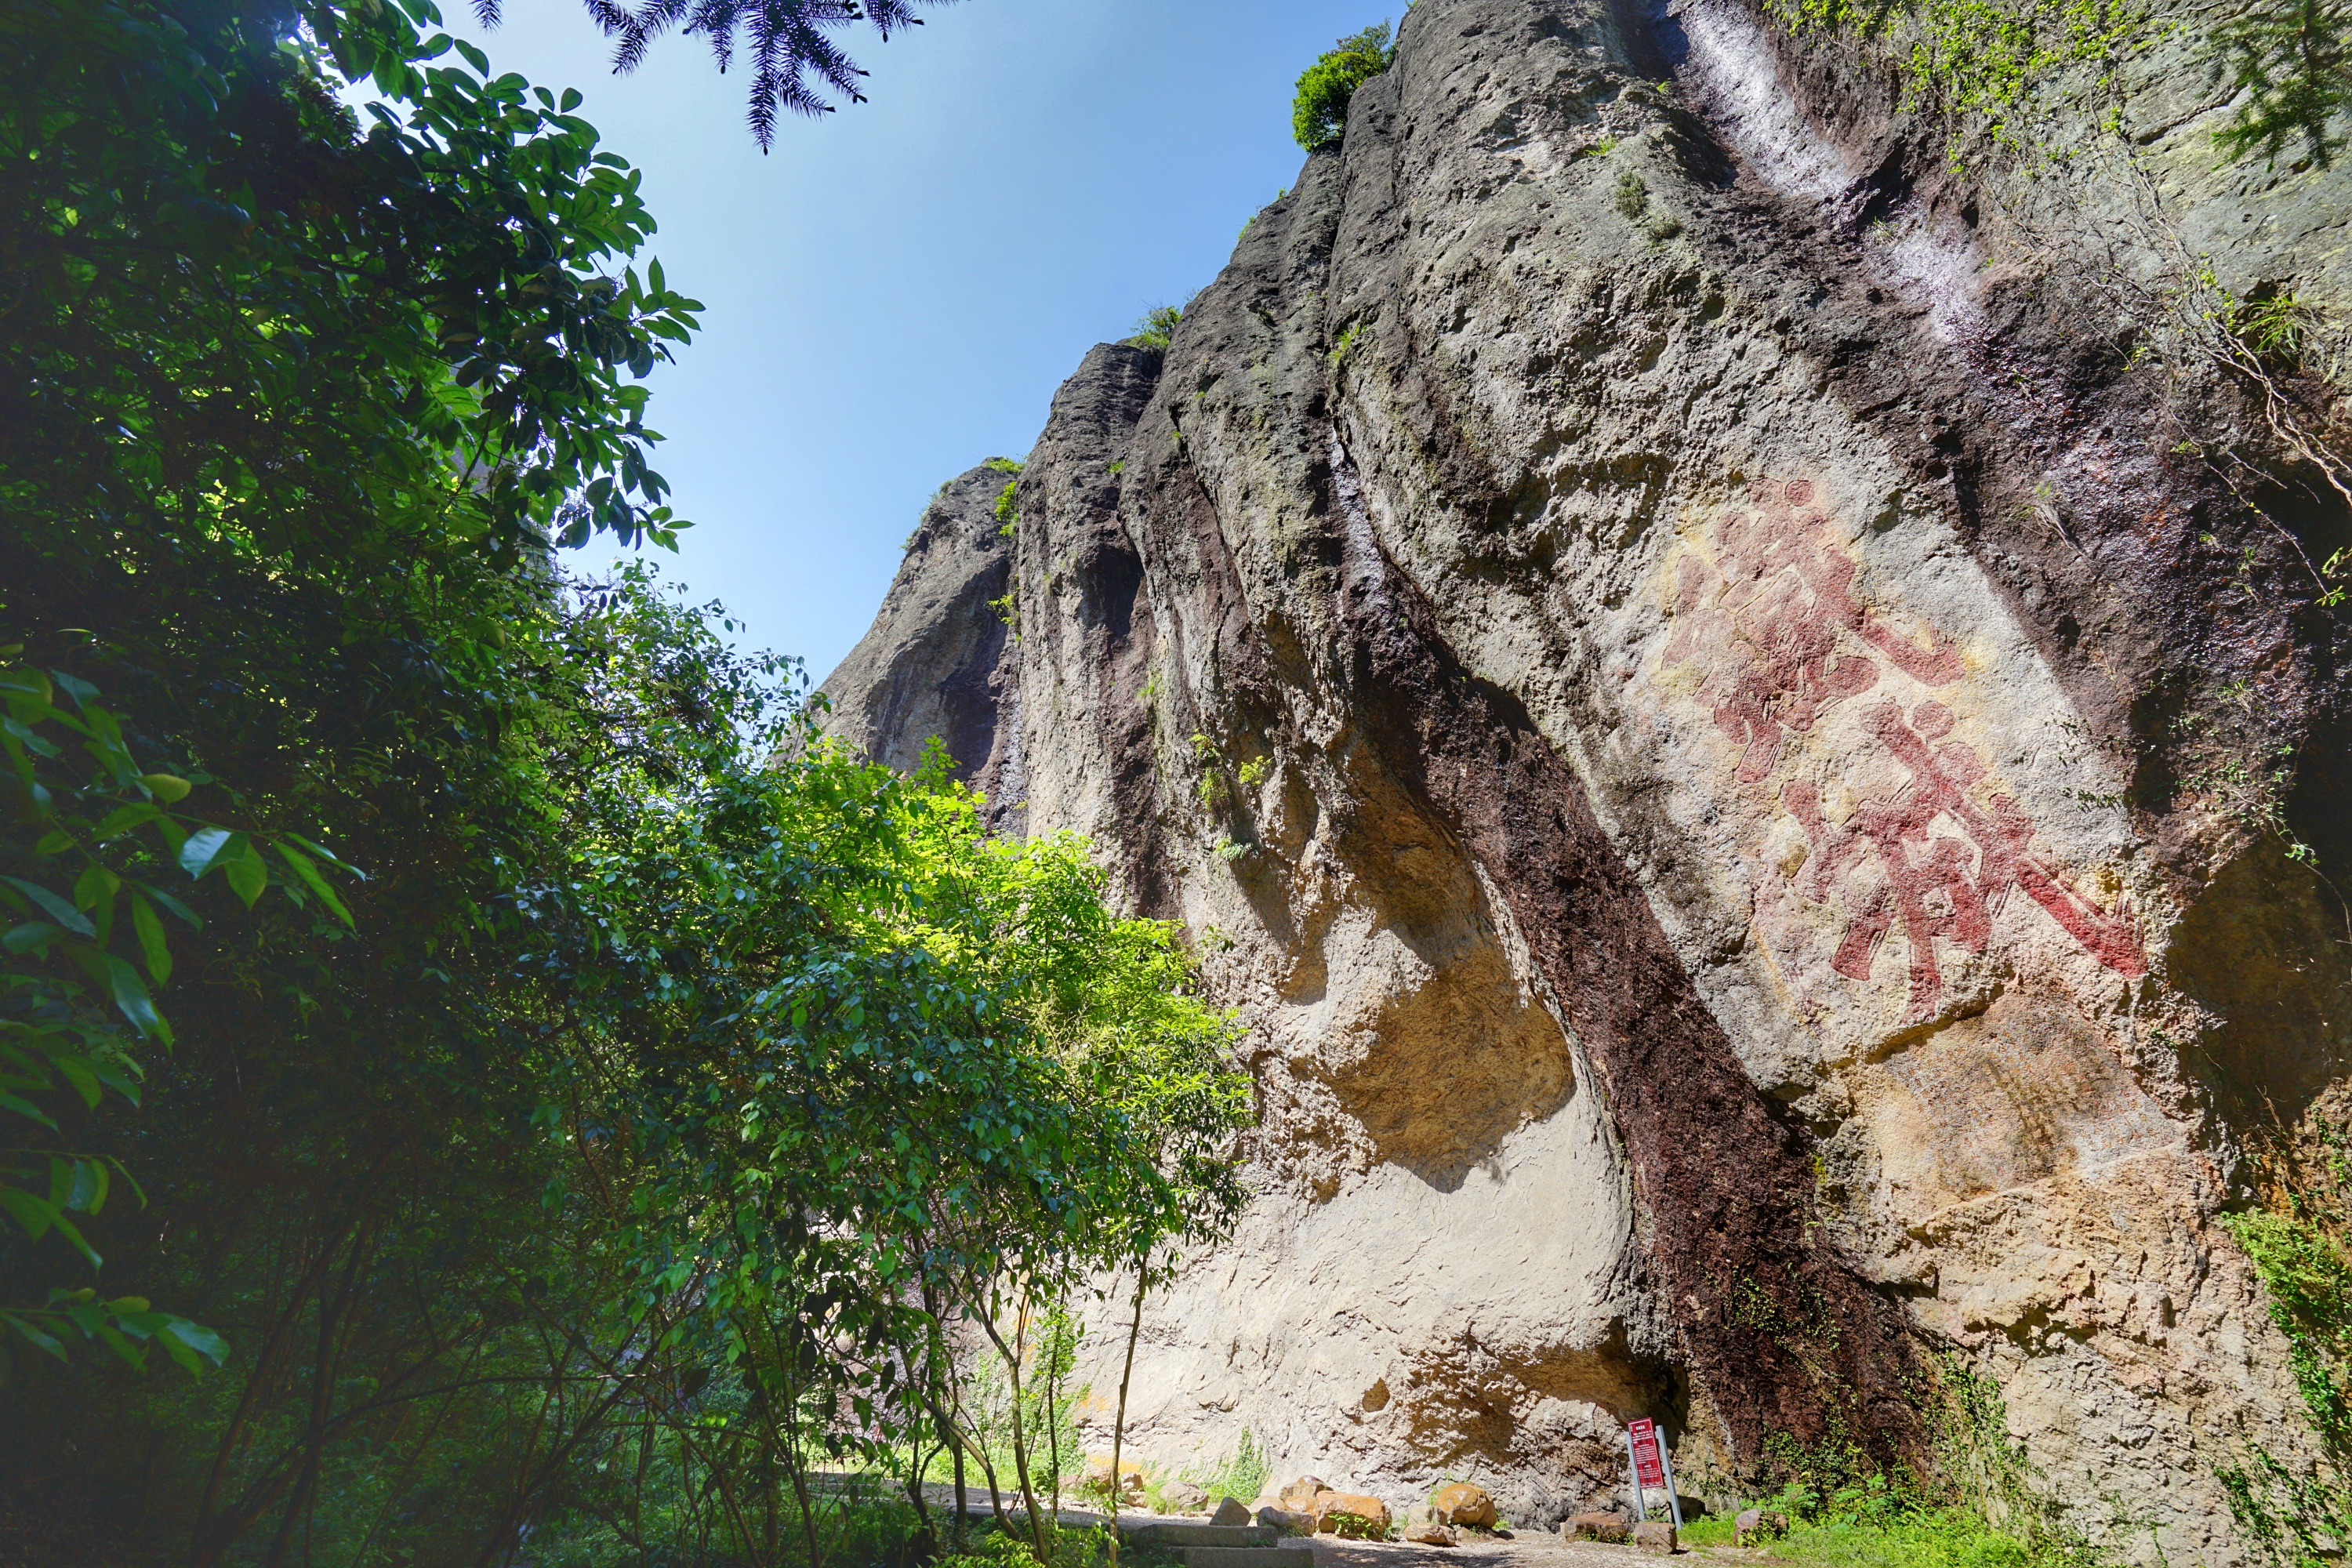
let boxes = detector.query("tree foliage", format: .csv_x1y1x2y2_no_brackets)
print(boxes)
0,654,352,1378
1291,20,1396,152
3,0,701,571
570,0,961,148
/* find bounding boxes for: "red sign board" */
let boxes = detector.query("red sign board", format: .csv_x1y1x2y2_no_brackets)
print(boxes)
1628,1417,1666,1489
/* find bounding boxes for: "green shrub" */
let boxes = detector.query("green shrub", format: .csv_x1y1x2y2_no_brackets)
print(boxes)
940,1526,1047,1568
1292,22,1396,151
1125,304,1185,350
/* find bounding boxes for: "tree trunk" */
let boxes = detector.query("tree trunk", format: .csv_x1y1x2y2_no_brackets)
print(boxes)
1107,1270,1148,1568
1044,1310,1062,1518
1005,1295,1048,1560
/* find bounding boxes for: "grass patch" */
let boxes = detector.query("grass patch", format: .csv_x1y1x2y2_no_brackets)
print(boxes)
1680,1477,2071,1568
1178,1430,1270,1504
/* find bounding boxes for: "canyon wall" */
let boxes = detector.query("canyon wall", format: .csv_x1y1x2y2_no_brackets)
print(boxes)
820,1,2352,1559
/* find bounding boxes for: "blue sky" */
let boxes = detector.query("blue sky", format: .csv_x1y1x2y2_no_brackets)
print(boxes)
434,0,1385,678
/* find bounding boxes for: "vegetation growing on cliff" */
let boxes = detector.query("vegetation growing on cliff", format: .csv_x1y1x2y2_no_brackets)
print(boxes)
1124,304,1188,350
1762,0,2351,165
2214,1125,2352,1563
1291,21,1397,151
1759,0,2145,153
1683,1367,2107,1566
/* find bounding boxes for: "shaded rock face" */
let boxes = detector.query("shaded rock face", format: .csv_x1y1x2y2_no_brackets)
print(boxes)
821,0,2352,1559
819,463,1014,786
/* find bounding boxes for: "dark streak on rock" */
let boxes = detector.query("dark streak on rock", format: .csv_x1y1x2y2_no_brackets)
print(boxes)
1322,432,1927,1476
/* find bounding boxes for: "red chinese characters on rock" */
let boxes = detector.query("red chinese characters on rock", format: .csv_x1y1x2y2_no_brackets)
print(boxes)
1663,480,1962,784
1664,480,2143,1019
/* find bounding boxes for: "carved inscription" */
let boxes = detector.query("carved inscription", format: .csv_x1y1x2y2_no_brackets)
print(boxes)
1664,480,2143,1018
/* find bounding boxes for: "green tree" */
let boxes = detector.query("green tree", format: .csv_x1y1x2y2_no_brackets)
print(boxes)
1125,304,1186,350
0,0,702,1557
517,706,1249,1566
1292,20,1396,151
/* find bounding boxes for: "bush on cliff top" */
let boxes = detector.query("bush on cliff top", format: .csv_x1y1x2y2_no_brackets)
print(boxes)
1292,21,1397,151
1126,303,1187,350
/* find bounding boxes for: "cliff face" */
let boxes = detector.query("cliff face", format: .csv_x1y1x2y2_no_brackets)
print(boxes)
818,0,2352,1558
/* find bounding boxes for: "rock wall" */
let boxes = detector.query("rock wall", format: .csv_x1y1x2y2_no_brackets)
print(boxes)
819,1,2352,1559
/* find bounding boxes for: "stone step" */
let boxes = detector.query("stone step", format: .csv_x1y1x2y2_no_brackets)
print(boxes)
1171,1548,1315,1568
1123,1524,1277,1548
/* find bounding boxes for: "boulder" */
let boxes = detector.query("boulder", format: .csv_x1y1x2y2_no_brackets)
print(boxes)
1161,1482,1208,1514
1563,1512,1632,1544
1428,1483,1495,1528
1210,1497,1253,1526
1277,1477,1328,1508
1310,1492,1391,1539
1632,1520,1678,1555
1735,1508,1789,1546
1257,1508,1315,1537
1083,1457,1145,1501
1403,1521,1457,1547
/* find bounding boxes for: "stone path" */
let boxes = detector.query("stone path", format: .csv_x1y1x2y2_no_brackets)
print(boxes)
1283,1532,1778,1566
813,1472,1784,1563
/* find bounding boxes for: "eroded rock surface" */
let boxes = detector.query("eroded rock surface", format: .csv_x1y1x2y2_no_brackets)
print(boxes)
820,463,1014,786
822,0,2352,1559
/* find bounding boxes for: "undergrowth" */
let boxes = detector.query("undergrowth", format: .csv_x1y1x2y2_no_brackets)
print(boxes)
2213,1117,2352,1564
939,1519,1117,1568
1679,1473,2084,1568
1679,1479,2035,1566
525,1469,924,1568
1685,1357,2111,1567
1174,1431,1269,1504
